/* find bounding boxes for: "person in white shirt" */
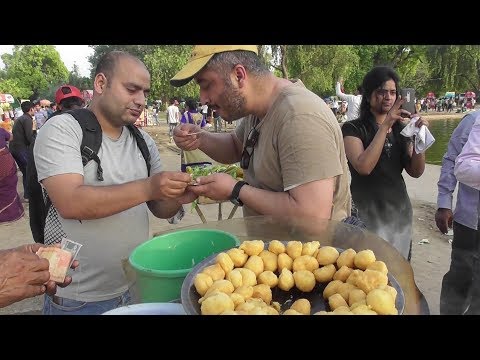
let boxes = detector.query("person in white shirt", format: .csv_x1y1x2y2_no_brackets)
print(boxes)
167,98,180,141
336,77,362,122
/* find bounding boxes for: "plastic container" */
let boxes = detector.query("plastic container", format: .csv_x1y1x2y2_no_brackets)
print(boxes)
129,229,239,303
102,303,186,315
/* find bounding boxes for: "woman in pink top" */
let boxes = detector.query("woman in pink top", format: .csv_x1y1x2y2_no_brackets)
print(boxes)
0,127,24,223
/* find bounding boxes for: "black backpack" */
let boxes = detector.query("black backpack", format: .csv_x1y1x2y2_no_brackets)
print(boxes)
27,108,151,244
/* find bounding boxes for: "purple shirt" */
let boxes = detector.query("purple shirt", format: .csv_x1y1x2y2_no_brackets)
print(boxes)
437,110,480,230
0,127,10,149
454,116,480,190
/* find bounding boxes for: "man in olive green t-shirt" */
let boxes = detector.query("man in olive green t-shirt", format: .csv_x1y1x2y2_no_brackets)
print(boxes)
171,45,351,222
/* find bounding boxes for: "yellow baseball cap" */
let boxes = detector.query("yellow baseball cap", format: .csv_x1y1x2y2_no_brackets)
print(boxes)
170,45,258,87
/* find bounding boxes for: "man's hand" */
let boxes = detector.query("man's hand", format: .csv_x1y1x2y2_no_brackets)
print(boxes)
15,244,80,297
189,173,238,201
148,171,193,201
175,188,199,205
173,123,203,151
435,208,453,234
0,246,51,308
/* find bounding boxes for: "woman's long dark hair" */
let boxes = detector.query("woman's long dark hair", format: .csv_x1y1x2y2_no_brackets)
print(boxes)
358,65,400,121
358,65,411,163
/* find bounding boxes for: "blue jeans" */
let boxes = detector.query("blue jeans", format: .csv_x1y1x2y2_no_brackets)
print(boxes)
43,290,132,315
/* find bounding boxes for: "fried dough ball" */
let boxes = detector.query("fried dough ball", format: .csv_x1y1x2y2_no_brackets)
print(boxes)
268,240,286,255
348,288,367,307
293,270,316,292
283,309,303,315
301,241,321,256
226,248,248,267
333,265,354,282
313,310,330,315
332,306,353,315
239,240,264,256
243,255,264,277
252,284,272,305
349,300,367,310
236,299,264,314
204,279,234,297
258,250,278,272
237,268,257,287
229,293,246,308
201,263,225,281
264,306,280,315
216,252,235,274
336,248,357,268
351,304,377,315
193,273,214,296
290,298,311,315
292,255,320,272
328,293,348,310
278,268,295,291
258,271,279,288
277,253,293,271
271,301,281,312
366,288,398,315
354,249,376,270
198,289,222,304
346,269,364,285
314,264,336,283
316,246,340,266
336,282,357,302
379,284,398,302
366,260,388,275
201,292,235,315
226,268,243,288
220,310,239,315
323,280,344,299
234,285,254,299
354,269,388,294
286,241,303,260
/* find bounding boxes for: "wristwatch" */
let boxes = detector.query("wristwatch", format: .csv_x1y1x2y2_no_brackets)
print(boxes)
230,181,248,206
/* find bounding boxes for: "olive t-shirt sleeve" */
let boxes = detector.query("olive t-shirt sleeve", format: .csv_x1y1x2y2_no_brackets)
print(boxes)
234,117,247,144
278,113,344,191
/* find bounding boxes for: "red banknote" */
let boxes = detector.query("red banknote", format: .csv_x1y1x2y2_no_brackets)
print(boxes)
36,247,73,283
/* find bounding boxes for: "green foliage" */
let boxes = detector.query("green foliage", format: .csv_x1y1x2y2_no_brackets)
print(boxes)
88,45,157,78
144,45,197,104
286,45,359,96
1,45,69,101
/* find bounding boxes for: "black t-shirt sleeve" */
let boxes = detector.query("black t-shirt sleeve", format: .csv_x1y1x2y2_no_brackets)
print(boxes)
341,122,361,138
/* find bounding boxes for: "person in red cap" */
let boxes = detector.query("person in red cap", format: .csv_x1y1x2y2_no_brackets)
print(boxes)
47,85,85,119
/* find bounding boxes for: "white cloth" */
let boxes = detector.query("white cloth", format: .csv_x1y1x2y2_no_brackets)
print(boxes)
400,116,435,153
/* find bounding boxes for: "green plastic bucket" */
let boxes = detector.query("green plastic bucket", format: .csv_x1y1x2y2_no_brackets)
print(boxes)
129,229,239,303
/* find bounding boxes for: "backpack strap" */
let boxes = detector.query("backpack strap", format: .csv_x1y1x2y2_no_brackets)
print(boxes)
65,108,104,181
126,124,151,176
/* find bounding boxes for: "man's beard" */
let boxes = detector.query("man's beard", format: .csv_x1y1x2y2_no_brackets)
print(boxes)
219,82,247,122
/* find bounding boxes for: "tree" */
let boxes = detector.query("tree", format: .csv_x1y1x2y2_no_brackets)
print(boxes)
88,45,157,78
68,63,93,90
285,45,359,96
426,45,480,95
1,45,69,101
143,45,196,105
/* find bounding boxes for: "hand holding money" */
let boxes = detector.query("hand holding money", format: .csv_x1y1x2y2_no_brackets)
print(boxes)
0,245,51,308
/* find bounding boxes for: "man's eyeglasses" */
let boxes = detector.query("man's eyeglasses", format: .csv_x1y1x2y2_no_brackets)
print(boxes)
376,89,398,98
240,126,260,169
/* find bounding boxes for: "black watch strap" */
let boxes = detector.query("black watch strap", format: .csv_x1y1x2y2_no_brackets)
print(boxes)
230,181,248,206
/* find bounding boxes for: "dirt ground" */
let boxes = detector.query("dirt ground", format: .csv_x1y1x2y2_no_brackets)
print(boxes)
0,116,455,315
